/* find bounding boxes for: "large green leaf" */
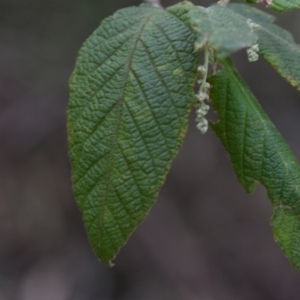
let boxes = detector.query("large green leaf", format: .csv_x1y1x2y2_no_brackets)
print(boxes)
188,4,258,57
230,4,300,91
210,59,300,269
67,3,198,265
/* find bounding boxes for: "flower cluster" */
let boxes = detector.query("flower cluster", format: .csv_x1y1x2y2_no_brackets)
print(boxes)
247,43,259,62
246,18,261,62
195,65,210,134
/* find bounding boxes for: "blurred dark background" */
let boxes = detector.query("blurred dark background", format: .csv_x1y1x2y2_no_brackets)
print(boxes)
1,0,300,299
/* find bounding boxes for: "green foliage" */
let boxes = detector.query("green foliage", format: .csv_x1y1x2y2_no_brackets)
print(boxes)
230,4,300,90
210,59,300,268
68,0,300,267
188,4,258,57
68,3,198,265
269,0,300,12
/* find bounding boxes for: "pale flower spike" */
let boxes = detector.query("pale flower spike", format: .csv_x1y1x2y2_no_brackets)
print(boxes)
246,19,260,63
195,76,210,133
247,43,259,62
196,103,210,118
197,92,209,101
196,117,208,134
194,44,212,134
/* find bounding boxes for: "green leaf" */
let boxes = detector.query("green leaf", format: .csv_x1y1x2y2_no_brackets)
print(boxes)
230,4,300,91
188,4,258,57
210,59,300,269
242,0,257,3
269,0,300,12
67,3,198,265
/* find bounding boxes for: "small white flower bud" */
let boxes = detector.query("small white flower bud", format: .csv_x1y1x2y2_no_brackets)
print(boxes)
247,43,259,62
196,117,209,134
197,92,209,101
247,19,261,32
197,65,206,76
251,44,259,52
196,103,210,117
204,82,210,90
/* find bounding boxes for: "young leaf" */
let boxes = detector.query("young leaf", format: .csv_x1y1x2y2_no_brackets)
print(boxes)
230,4,300,91
268,0,300,12
68,3,198,265
188,4,258,57
210,59,300,269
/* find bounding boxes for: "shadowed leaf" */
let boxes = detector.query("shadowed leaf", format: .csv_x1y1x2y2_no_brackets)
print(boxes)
230,3,300,91
210,59,300,269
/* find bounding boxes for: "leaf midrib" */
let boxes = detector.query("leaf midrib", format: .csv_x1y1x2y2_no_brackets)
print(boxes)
90,12,159,256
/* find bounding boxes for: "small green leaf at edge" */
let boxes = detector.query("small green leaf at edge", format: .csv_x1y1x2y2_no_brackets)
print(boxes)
210,59,300,269
269,0,300,12
68,2,199,265
229,3,300,92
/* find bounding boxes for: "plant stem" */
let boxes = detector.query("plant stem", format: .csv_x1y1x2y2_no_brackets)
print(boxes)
200,44,210,94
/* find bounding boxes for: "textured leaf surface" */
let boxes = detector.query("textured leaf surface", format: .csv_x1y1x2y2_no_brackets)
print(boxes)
269,0,300,12
210,59,300,269
188,4,257,57
230,4,300,91
68,3,198,265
